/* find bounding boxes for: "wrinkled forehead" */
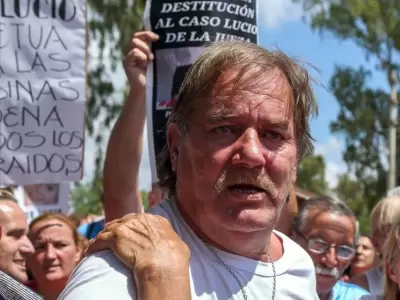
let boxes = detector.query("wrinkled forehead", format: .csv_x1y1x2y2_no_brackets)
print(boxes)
304,209,356,239
200,68,294,116
30,220,71,239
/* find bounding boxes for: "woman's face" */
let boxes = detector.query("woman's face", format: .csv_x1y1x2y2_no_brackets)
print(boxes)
353,236,376,269
28,219,80,284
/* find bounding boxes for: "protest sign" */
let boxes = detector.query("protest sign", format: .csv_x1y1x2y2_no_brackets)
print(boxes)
0,0,87,186
143,0,259,182
12,183,70,223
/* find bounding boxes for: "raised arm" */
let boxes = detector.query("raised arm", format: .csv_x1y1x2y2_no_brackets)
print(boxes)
103,31,159,222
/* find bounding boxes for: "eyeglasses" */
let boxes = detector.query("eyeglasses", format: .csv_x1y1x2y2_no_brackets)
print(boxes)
296,231,356,261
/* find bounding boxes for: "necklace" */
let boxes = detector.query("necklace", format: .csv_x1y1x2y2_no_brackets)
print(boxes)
205,243,276,300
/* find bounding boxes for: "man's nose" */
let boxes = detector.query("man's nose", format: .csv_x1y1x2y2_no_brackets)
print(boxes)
20,236,34,256
232,129,266,168
322,247,338,268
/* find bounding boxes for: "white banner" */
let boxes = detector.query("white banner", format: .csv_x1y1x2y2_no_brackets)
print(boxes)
0,0,87,186
143,0,260,182
13,184,70,223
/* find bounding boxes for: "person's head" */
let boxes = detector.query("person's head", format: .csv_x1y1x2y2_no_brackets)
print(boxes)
370,196,400,257
351,235,376,275
292,196,358,296
383,221,400,300
0,189,33,283
28,213,81,293
158,41,317,248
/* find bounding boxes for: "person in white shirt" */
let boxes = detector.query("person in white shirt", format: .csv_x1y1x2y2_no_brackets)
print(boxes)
59,30,319,300
360,218,400,300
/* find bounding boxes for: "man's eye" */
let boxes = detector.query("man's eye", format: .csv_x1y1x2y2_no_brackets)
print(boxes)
213,126,234,134
262,131,283,140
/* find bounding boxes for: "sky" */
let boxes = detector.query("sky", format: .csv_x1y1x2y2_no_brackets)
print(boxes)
82,0,388,191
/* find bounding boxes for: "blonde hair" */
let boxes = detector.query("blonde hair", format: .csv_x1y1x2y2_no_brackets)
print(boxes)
383,221,400,300
370,196,400,232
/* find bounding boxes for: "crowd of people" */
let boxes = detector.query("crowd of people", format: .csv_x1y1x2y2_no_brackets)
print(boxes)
0,30,399,299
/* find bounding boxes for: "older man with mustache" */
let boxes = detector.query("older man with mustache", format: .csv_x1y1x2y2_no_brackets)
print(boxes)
59,31,319,299
292,196,370,300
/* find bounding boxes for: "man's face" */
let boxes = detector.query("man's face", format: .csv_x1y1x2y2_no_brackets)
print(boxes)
293,209,356,295
168,68,298,241
0,202,34,283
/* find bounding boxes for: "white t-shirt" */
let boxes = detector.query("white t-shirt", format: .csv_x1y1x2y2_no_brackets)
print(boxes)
365,268,384,296
59,199,318,299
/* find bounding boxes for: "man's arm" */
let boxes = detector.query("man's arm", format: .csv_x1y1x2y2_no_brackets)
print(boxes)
103,31,159,222
60,214,191,300
103,90,146,221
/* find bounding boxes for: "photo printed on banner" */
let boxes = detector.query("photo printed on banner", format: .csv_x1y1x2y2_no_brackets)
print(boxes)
145,0,258,179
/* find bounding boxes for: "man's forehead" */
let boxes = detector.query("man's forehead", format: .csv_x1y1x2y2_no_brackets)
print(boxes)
304,209,355,234
210,67,293,101
0,203,28,235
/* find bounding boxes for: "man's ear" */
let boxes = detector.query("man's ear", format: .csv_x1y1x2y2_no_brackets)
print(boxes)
167,123,181,172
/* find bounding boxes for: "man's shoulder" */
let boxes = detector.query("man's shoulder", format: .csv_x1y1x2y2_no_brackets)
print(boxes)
0,270,42,300
59,250,135,300
334,280,370,297
147,200,182,228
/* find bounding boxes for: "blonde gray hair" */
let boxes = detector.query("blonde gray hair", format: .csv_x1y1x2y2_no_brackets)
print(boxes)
371,196,400,233
383,221,400,300
158,41,318,197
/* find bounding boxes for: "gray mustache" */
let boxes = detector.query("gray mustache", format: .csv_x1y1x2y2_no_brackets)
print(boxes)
215,170,279,199
315,265,340,278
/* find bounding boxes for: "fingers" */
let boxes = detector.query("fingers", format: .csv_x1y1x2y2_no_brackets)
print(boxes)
85,231,113,255
130,37,153,60
123,48,148,70
85,222,121,255
133,31,159,43
123,31,159,69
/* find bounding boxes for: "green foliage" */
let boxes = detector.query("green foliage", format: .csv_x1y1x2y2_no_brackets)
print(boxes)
70,1,146,212
141,190,149,211
294,0,400,70
297,153,329,195
86,0,146,174
294,0,400,222
334,174,370,233
70,176,103,216
329,66,390,210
